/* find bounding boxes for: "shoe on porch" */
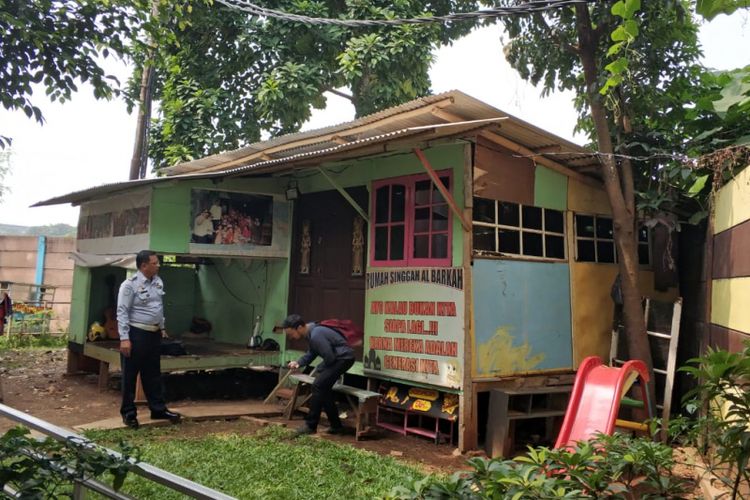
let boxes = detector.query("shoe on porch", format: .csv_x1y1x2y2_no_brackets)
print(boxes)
326,426,346,435
150,410,181,423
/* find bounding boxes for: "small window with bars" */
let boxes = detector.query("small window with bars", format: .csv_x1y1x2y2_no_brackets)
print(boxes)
574,214,650,265
472,198,566,260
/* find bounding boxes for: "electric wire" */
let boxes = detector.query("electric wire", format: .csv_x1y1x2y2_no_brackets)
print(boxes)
215,0,591,27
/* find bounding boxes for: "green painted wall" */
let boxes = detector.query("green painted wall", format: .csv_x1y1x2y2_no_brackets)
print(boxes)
69,265,91,344
261,259,291,349
160,266,197,336
194,259,268,345
534,165,568,210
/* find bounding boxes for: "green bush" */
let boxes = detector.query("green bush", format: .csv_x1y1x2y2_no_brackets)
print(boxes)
681,341,750,499
386,433,691,499
0,426,134,497
0,333,67,350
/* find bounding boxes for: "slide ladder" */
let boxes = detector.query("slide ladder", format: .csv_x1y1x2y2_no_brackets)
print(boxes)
554,356,652,449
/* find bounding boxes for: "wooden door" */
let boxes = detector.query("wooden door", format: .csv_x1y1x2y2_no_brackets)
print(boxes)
288,188,368,358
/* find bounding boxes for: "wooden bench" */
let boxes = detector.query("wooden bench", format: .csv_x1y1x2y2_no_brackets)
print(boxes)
285,373,379,440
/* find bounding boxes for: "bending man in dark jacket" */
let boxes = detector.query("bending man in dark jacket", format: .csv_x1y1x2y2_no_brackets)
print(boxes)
283,313,355,436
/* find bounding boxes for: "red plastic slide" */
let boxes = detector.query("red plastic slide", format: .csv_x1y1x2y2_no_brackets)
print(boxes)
554,356,650,449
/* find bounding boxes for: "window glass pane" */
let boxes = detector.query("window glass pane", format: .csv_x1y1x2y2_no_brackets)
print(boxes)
391,225,404,260
576,215,594,237
499,229,520,254
392,185,406,222
414,207,430,232
597,241,615,263
545,209,564,234
638,226,649,243
432,177,449,204
577,239,595,261
375,186,390,224
596,217,614,239
432,234,448,259
415,180,430,206
374,227,388,260
522,206,543,230
432,205,449,231
545,235,565,259
473,226,495,252
499,202,520,227
413,234,429,258
523,232,543,256
638,243,650,265
473,197,495,223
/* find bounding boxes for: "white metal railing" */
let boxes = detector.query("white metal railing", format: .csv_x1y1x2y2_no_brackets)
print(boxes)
0,403,236,499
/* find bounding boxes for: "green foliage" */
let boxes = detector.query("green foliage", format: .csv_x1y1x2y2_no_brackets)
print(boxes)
680,342,750,498
387,433,690,499
695,0,750,20
0,0,144,148
0,333,67,350
0,426,135,496
85,424,428,499
136,0,479,169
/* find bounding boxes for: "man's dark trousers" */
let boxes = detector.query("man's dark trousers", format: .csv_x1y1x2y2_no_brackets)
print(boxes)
120,326,167,419
306,357,355,430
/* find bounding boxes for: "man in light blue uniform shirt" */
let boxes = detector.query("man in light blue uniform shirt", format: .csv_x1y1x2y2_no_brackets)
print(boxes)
117,250,180,428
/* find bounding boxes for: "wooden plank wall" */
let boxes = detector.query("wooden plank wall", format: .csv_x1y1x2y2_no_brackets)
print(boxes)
0,236,74,333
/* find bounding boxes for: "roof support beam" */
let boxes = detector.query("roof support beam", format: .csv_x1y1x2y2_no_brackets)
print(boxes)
316,167,370,224
413,148,471,233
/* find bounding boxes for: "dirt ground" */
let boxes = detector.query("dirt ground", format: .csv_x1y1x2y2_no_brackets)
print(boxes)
0,349,473,474
0,349,728,495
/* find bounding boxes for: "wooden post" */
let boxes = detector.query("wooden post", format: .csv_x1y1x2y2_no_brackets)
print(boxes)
458,143,478,451
413,148,472,233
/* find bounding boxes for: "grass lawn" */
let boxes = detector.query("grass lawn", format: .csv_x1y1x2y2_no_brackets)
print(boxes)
85,424,431,499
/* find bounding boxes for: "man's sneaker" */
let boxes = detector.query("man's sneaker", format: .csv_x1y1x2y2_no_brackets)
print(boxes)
326,426,345,435
294,425,316,437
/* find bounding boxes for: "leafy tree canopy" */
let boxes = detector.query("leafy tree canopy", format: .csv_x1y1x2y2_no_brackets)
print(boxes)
130,0,480,169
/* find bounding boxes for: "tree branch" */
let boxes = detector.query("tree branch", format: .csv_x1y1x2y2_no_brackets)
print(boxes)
532,12,579,56
325,88,353,101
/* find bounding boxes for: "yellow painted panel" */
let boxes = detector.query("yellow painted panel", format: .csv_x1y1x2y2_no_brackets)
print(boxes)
570,263,618,366
715,164,750,234
568,178,611,214
570,266,679,367
711,277,750,332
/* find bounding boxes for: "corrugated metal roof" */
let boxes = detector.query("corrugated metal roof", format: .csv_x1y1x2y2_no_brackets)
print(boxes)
164,90,599,176
34,91,601,207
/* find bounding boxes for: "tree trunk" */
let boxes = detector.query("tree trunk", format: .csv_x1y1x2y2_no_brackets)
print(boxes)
128,63,154,180
574,5,655,397
128,0,158,180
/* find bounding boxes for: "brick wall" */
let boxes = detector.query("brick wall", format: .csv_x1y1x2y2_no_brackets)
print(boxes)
0,236,75,333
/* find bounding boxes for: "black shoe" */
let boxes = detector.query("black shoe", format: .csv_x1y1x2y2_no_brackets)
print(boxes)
150,410,181,423
294,425,316,437
122,415,139,429
326,426,345,435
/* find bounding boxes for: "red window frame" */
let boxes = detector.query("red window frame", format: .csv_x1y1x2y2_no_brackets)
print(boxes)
370,171,452,267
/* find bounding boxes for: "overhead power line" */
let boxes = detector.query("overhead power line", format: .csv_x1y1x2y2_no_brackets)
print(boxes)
215,0,590,27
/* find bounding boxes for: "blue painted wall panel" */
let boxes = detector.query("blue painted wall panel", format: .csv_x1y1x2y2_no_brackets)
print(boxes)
472,259,573,376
